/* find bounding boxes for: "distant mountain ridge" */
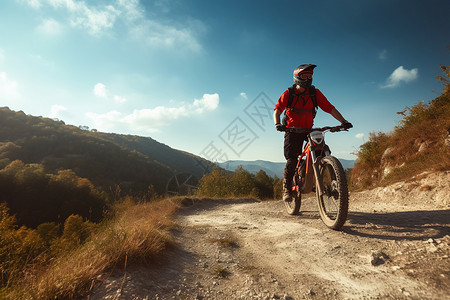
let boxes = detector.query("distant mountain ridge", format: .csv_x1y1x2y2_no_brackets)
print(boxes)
218,158,355,178
218,160,285,178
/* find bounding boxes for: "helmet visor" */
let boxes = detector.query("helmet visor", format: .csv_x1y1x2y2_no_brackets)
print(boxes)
299,72,313,80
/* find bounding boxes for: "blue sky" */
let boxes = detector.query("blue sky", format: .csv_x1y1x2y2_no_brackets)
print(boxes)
0,0,448,163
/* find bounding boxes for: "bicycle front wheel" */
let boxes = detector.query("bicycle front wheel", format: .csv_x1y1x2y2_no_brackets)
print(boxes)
316,156,348,230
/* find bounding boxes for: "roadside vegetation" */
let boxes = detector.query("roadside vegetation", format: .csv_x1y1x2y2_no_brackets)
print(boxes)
196,166,282,200
1,196,179,299
0,105,213,299
351,65,450,189
0,160,106,228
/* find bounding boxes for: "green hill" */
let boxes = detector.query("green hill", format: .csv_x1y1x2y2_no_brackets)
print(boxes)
0,107,214,226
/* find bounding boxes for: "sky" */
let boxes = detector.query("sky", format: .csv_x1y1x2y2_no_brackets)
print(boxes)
0,0,449,164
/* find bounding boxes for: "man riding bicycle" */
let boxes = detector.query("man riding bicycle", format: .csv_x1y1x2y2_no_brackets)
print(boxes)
273,64,353,202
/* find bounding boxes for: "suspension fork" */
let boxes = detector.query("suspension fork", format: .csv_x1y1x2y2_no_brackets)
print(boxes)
310,140,324,197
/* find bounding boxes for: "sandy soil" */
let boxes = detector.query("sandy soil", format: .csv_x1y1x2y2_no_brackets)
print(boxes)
87,171,450,300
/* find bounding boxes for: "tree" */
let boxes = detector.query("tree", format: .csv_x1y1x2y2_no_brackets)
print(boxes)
231,166,255,197
254,170,274,199
272,175,283,200
197,167,232,197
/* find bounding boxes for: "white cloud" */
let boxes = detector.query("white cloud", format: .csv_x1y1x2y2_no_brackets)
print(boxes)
355,133,364,139
193,93,219,113
49,104,67,118
24,0,119,36
382,66,418,88
17,0,42,9
117,0,144,22
93,83,127,103
122,106,188,130
86,110,123,130
69,5,119,36
36,18,63,36
86,93,220,132
46,0,77,11
240,92,248,100
113,95,127,103
132,19,204,52
23,0,205,51
94,83,107,98
0,72,20,98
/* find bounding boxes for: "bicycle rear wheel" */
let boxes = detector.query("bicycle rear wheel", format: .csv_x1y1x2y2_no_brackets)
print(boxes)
284,174,301,215
316,156,348,230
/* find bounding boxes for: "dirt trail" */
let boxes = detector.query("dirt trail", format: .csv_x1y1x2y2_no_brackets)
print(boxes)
88,172,450,300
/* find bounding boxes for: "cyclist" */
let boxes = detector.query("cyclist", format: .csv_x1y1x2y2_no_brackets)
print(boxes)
273,64,352,202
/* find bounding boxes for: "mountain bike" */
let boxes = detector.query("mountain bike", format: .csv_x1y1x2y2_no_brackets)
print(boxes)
279,125,350,230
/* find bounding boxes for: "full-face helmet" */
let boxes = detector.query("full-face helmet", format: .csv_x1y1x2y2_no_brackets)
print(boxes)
293,64,317,88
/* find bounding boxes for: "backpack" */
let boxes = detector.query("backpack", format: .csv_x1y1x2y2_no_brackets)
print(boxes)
282,85,318,126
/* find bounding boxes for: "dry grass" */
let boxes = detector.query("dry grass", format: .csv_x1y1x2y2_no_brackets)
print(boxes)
7,197,179,300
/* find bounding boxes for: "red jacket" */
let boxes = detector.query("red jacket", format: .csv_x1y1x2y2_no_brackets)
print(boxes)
274,86,335,128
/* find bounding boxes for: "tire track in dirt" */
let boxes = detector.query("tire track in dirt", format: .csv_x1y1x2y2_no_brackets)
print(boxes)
176,197,448,299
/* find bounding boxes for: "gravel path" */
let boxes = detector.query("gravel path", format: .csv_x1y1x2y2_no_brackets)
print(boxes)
87,171,450,300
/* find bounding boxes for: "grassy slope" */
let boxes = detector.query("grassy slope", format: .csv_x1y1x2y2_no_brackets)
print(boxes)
5,197,182,300
351,86,450,189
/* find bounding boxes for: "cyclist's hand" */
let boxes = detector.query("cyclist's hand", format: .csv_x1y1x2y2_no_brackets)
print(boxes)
341,121,353,129
275,123,286,131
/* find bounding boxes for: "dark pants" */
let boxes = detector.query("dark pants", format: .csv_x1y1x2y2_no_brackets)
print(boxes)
283,131,307,188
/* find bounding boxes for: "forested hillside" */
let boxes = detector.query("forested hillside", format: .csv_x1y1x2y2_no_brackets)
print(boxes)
0,107,215,296
96,132,211,182
0,107,214,226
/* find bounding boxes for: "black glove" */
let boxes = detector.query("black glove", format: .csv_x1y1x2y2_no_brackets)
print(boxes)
341,121,353,129
275,123,286,132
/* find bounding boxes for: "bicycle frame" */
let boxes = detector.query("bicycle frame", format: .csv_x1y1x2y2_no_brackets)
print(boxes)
281,125,350,229
290,128,334,195
293,141,312,194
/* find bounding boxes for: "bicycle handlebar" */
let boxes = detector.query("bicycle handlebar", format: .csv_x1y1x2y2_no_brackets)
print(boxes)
282,125,349,133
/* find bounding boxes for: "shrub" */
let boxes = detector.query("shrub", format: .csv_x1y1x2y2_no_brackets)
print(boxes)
50,215,98,255
0,203,46,289
356,132,390,168
6,198,178,299
36,222,60,248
